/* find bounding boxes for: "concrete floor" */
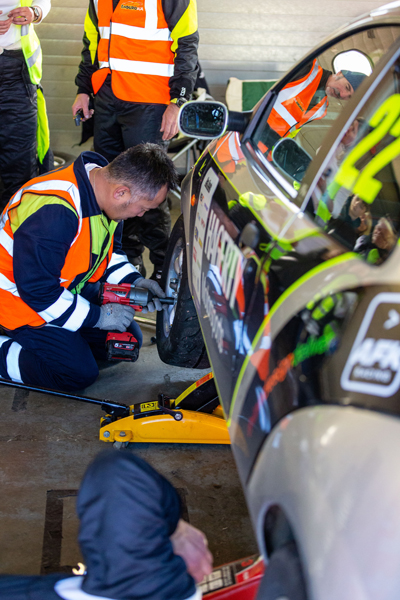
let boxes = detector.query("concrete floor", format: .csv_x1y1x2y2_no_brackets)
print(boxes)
0,191,257,578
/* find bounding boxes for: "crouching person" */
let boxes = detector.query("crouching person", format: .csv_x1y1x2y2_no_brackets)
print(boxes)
0,451,213,599
0,144,178,391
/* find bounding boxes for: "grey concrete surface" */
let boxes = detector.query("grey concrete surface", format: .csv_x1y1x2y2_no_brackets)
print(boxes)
0,198,257,578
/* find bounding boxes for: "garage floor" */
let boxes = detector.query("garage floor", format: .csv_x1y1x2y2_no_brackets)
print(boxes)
0,193,258,578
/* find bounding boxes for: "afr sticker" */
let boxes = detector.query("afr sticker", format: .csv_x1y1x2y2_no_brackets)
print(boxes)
341,292,400,397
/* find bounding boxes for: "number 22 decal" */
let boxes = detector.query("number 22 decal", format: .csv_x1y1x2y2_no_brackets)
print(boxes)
334,94,400,204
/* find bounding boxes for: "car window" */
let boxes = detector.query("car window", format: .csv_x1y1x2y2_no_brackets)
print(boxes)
249,26,400,197
306,60,400,265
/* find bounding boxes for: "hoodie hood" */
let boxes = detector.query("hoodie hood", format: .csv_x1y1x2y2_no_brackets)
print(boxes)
76,451,195,600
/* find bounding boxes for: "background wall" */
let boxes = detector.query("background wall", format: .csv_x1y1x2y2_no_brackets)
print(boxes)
37,0,386,157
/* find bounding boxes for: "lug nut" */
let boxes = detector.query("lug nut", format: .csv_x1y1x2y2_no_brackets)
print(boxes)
170,278,178,290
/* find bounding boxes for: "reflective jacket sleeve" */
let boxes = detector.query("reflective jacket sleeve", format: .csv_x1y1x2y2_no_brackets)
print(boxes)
103,222,143,285
75,0,99,96
163,0,199,100
13,199,100,331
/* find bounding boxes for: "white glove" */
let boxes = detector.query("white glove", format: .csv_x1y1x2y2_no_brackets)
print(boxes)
95,303,135,332
134,277,166,313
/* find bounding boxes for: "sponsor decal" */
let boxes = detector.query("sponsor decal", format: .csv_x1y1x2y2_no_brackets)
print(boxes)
192,169,218,300
248,329,335,433
341,292,400,397
263,329,335,396
121,1,144,10
201,281,224,353
204,209,243,310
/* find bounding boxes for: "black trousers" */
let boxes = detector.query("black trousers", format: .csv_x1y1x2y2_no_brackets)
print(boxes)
94,77,171,268
0,50,38,210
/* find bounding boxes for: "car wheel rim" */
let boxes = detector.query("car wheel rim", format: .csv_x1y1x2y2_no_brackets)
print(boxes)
163,236,183,338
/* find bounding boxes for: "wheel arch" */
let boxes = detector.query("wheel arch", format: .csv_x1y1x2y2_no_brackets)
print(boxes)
263,504,297,558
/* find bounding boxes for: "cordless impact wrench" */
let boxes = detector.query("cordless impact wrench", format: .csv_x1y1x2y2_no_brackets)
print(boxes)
100,283,175,362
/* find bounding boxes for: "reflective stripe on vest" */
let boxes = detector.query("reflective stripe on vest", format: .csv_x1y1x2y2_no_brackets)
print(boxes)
19,1,50,165
20,0,42,85
268,60,327,137
92,0,174,104
0,164,117,330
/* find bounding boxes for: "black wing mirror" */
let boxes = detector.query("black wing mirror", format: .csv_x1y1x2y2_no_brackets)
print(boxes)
179,101,251,139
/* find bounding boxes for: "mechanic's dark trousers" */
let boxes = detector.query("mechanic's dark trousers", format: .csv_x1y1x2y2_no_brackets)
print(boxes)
94,76,171,270
0,320,143,392
0,50,38,211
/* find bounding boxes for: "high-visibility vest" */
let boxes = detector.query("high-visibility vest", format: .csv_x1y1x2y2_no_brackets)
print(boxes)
268,60,328,138
19,0,50,166
92,0,175,104
0,164,118,331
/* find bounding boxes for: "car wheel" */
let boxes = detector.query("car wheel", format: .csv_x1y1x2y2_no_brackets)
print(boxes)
156,214,209,369
257,543,308,600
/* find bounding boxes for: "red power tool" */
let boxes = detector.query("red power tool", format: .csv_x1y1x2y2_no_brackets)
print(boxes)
100,283,175,362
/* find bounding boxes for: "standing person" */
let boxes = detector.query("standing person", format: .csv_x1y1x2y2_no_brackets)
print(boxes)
0,450,213,599
0,0,52,210
258,64,366,153
72,0,199,280
0,143,178,392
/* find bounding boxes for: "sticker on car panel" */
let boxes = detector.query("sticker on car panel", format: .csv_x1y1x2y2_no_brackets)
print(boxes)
341,292,400,397
192,168,218,301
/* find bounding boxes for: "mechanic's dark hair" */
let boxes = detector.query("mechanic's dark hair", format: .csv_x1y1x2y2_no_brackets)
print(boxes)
106,143,178,199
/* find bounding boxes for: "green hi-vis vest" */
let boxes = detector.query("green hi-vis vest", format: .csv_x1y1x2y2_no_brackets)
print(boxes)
19,0,50,165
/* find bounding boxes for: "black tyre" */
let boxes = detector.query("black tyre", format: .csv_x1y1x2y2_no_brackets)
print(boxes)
156,215,209,368
257,543,308,600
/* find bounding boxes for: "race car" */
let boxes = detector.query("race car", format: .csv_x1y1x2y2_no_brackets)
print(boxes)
157,3,400,598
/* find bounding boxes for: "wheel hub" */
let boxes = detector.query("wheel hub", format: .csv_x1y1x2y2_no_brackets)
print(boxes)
163,237,183,338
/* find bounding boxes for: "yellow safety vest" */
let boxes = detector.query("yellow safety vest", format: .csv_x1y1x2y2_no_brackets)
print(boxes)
19,0,50,166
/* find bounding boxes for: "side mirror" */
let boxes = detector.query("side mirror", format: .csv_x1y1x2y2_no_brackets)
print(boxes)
271,138,312,183
179,101,251,140
179,101,229,139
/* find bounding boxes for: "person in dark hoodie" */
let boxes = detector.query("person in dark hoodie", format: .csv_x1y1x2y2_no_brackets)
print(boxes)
0,451,213,600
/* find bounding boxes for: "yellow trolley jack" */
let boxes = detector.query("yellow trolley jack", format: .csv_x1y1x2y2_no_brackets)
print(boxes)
0,372,230,446
100,372,230,446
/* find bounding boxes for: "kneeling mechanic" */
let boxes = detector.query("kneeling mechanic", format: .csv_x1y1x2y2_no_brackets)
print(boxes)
0,143,178,391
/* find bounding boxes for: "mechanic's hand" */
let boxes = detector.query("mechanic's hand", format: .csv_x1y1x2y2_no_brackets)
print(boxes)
95,303,135,332
160,103,180,141
171,519,213,583
72,93,94,122
8,6,35,24
0,13,13,34
134,277,166,313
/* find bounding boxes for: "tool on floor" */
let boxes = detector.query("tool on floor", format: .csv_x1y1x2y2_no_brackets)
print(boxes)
101,283,175,361
0,372,230,445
